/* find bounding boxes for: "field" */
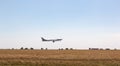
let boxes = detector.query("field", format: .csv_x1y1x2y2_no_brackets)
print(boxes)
0,50,120,66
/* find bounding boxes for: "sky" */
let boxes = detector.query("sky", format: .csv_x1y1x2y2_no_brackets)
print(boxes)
0,0,120,49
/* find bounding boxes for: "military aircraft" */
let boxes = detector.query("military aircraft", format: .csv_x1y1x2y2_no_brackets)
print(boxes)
41,37,62,43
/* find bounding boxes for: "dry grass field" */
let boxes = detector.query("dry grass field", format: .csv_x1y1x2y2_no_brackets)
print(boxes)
0,50,120,66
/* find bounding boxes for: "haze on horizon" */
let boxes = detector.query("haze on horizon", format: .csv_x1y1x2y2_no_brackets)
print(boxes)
0,0,120,49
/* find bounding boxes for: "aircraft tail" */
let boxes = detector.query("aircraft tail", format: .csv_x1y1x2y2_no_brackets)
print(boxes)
41,37,46,41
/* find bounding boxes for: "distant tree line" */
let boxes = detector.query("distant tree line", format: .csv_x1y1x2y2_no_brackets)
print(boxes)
19,47,74,50
89,48,118,50
10,47,118,50
20,47,34,50
59,48,73,50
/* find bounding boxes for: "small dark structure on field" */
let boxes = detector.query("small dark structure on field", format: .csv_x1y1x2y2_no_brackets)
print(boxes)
30,47,34,50
89,48,99,50
105,48,110,50
25,48,28,50
20,47,24,50
41,48,44,50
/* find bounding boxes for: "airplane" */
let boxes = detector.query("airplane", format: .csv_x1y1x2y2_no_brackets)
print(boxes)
41,37,62,43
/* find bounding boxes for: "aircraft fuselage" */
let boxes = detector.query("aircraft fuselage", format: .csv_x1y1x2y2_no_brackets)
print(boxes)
41,37,62,43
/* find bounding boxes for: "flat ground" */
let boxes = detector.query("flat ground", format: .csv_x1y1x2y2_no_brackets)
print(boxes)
0,50,120,66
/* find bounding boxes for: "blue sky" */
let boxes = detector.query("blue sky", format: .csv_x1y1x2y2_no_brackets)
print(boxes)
0,0,120,49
